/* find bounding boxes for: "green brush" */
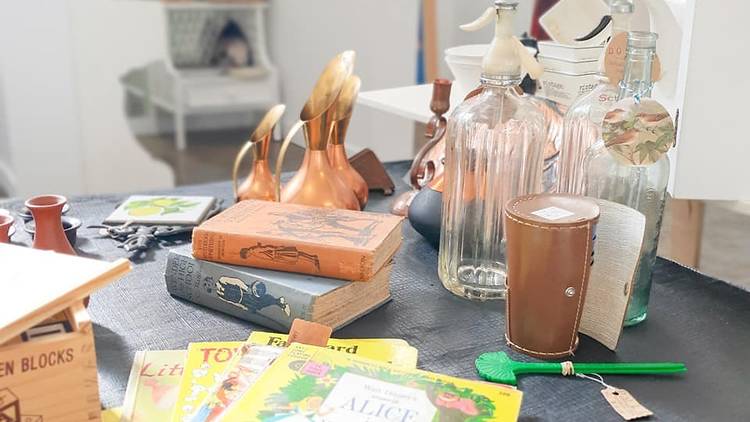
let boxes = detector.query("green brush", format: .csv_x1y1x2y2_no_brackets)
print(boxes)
476,351,686,386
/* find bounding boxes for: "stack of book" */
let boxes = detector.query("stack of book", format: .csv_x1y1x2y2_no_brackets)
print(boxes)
120,331,522,421
165,200,404,331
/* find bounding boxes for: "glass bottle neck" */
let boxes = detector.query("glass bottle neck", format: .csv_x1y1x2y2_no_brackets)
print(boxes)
618,47,655,100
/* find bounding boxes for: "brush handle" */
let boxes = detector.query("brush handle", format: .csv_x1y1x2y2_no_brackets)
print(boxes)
513,361,686,376
572,362,686,375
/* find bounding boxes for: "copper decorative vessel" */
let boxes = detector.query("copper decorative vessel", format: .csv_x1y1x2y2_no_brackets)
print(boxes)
328,75,368,208
25,194,76,255
391,79,452,216
233,104,286,202
275,51,360,210
0,214,13,243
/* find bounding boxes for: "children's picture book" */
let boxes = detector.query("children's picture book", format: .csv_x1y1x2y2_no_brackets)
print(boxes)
226,343,523,421
186,332,421,422
188,343,284,422
120,350,186,422
171,341,244,422
104,195,216,225
172,334,419,421
247,331,418,368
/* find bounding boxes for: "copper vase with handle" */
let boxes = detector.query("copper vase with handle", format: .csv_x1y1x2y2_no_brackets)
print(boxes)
232,104,286,202
391,79,452,216
328,75,368,208
275,51,360,210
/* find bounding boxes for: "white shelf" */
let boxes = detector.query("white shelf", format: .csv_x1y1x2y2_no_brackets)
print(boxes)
357,83,465,124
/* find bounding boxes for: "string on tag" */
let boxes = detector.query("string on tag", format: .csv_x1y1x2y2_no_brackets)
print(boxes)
574,372,654,421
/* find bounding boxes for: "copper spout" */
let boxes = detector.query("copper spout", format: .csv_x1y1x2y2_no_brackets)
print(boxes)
301,50,355,151
329,75,368,207
275,51,360,210
233,104,285,202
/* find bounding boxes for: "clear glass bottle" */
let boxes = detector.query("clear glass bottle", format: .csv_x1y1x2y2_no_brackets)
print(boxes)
439,1,546,300
583,31,669,326
557,0,633,194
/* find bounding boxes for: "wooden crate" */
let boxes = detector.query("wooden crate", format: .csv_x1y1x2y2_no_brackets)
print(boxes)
0,244,131,422
0,303,99,421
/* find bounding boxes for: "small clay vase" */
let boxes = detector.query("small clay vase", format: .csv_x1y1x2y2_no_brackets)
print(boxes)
0,214,13,243
25,195,76,255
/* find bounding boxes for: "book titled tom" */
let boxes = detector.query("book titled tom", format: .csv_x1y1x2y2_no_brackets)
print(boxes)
165,245,392,332
191,200,403,281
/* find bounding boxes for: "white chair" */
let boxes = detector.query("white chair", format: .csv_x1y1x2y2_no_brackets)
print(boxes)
132,1,280,150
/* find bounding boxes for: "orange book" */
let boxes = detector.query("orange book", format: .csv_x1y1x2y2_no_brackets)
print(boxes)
192,200,403,281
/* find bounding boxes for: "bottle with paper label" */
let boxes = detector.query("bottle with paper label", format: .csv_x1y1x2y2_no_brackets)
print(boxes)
438,0,546,300
583,31,673,326
557,0,634,194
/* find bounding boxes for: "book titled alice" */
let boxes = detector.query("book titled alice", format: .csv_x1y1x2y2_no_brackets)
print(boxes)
224,343,523,421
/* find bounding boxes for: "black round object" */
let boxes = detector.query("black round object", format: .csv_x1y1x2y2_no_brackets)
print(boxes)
407,186,443,249
24,216,81,246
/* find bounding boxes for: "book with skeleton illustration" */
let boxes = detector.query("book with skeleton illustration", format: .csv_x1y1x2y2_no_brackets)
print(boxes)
165,245,392,332
191,200,403,281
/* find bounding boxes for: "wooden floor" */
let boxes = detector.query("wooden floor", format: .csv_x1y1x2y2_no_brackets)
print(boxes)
137,127,305,186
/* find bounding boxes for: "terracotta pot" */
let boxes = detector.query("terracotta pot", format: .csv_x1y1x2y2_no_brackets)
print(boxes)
25,195,76,255
0,215,13,243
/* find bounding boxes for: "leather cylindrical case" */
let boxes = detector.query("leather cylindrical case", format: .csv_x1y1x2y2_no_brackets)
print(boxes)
504,194,600,359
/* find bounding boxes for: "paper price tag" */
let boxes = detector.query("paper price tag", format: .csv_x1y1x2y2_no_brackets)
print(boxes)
531,206,575,221
601,387,653,420
288,318,332,347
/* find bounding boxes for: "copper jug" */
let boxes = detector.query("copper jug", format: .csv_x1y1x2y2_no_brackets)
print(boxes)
233,104,286,202
328,75,368,208
391,79,452,216
275,51,360,210
25,194,76,255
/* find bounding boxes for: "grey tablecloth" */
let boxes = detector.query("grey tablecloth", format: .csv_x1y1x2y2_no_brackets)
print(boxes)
3,161,749,421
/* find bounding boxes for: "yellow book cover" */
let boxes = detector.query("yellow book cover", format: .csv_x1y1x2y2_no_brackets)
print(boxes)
120,350,186,421
226,343,523,422
171,341,244,422
247,331,418,367
173,335,418,422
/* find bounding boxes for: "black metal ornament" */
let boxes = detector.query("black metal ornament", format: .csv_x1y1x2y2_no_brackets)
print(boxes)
90,199,223,258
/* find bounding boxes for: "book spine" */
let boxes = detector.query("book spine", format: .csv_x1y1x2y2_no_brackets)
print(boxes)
164,251,315,332
192,227,375,281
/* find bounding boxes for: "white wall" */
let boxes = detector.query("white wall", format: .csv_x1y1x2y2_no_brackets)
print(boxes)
67,0,174,194
0,0,173,197
0,1,87,196
0,66,16,196
268,0,419,162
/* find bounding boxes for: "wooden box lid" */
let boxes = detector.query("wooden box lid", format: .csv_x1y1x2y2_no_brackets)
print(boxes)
0,244,130,345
